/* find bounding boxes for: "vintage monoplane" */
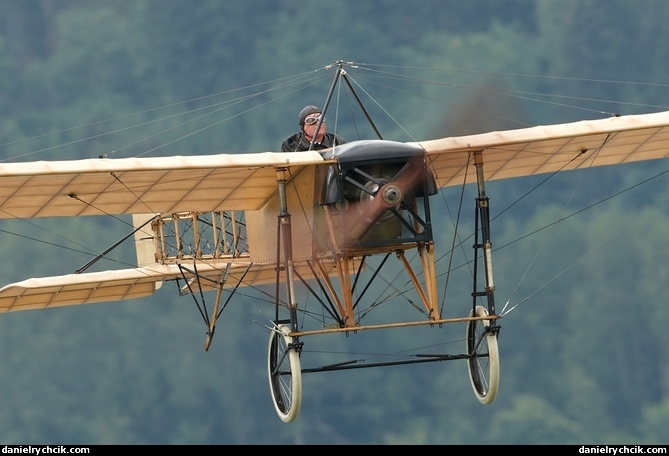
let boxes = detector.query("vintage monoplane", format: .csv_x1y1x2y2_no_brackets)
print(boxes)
1,62,669,422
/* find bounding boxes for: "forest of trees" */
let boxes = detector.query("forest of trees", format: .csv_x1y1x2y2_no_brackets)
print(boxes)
0,0,668,445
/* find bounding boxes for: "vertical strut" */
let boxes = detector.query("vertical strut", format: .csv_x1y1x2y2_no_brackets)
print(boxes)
472,151,496,317
276,168,300,333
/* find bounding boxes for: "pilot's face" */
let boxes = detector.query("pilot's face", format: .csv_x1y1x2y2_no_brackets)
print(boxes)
303,114,325,142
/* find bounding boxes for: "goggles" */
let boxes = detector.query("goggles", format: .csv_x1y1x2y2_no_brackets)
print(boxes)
304,115,323,125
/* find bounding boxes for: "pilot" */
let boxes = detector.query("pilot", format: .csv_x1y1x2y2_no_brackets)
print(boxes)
281,105,345,152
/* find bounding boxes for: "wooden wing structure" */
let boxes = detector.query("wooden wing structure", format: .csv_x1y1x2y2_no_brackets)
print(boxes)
1,110,668,313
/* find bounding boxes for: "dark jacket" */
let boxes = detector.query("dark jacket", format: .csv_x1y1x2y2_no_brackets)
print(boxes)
281,132,345,152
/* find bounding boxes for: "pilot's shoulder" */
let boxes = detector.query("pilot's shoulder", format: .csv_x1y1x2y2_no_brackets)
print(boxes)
281,133,300,152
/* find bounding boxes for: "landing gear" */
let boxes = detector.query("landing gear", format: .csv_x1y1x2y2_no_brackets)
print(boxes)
466,305,500,404
465,150,501,405
267,324,302,423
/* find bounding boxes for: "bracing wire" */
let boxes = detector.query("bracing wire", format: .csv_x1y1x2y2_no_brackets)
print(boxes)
4,61,669,334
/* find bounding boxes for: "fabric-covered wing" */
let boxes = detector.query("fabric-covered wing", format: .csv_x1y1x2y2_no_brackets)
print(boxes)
0,150,326,219
0,265,181,313
0,150,327,312
420,110,669,188
0,261,262,313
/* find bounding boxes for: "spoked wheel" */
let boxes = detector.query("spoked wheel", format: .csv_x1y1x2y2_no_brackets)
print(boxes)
466,305,500,405
267,324,302,423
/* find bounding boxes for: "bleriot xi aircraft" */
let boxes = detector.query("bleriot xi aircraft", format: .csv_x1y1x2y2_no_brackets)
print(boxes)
2,61,669,422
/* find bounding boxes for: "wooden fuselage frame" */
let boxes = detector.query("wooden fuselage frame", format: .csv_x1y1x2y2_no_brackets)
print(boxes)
138,145,443,331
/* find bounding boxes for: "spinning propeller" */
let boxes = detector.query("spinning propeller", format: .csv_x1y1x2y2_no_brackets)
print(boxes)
342,156,428,245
